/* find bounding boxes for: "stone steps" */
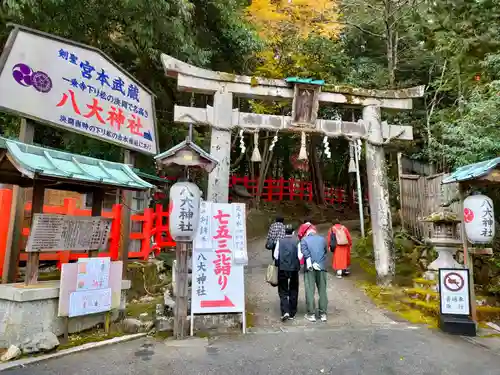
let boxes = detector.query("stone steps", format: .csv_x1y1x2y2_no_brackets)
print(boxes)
403,278,500,322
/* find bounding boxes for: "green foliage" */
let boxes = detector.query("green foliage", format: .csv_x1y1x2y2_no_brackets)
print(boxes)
0,0,260,165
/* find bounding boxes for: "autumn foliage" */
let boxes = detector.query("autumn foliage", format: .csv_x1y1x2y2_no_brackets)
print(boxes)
245,0,342,79
246,0,341,41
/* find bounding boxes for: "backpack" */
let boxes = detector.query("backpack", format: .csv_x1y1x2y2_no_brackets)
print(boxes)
333,226,349,245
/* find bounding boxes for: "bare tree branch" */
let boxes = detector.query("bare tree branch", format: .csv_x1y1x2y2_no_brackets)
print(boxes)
339,21,384,37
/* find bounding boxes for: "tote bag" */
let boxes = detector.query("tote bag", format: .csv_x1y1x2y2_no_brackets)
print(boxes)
266,264,278,287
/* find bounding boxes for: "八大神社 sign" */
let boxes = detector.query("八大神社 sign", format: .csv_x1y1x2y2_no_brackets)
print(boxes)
169,181,201,241
463,194,495,244
191,202,247,315
26,214,111,252
0,26,158,154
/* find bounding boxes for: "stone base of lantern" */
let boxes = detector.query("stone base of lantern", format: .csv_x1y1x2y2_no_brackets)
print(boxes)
428,247,462,271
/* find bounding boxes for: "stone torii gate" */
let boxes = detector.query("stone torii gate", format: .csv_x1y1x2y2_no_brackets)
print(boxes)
161,54,424,284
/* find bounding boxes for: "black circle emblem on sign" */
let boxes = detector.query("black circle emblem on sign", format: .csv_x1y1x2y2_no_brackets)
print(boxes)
444,272,464,292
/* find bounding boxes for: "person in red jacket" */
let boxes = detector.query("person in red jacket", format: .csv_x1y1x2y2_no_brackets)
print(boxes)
326,221,352,278
297,219,315,267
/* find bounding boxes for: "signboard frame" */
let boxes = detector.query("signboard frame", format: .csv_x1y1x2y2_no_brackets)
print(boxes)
438,268,472,317
0,24,159,155
26,213,112,252
190,202,248,335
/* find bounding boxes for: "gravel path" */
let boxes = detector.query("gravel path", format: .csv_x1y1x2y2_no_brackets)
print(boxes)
245,226,392,330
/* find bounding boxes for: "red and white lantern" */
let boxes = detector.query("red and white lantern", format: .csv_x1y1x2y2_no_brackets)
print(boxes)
463,194,495,244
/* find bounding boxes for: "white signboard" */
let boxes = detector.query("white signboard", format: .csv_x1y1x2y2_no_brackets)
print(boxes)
463,194,495,244
69,288,112,317
0,27,157,154
26,214,111,252
439,269,470,316
191,202,247,314
76,257,111,291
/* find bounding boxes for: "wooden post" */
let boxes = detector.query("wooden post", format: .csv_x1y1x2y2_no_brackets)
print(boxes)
120,150,136,276
24,182,45,285
3,118,34,283
363,105,395,286
89,189,104,258
104,311,111,334
207,92,232,203
354,141,365,238
63,317,69,344
459,184,477,322
174,241,190,339
397,152,405,230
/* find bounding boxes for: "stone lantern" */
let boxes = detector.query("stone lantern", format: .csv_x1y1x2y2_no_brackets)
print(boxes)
420,209,462,276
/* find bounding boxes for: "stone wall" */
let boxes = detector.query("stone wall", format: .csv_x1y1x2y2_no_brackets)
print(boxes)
0,280,130,348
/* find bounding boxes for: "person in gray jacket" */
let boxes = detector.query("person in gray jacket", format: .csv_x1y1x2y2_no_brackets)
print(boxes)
300,226,328,322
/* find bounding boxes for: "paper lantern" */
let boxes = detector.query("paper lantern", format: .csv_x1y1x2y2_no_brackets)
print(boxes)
169,181,201,241
463,194,495,244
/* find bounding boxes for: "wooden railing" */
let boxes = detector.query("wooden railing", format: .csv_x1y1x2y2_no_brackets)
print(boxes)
0,190,175,277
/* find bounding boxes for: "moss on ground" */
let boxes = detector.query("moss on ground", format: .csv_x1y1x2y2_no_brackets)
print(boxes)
152,331,172,340
245,310,255,328
38,270,61,281
413,278,436,286
403,288,438,301
360,282,438,327
126,296,163,318
58,329,127,351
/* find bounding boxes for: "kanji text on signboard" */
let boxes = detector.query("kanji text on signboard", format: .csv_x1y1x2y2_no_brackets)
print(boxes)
0,28,157,154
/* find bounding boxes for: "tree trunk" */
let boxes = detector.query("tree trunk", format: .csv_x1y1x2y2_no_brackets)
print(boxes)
308,135,325,205
363,105,395,286
282,137,292,180
256,132,272,208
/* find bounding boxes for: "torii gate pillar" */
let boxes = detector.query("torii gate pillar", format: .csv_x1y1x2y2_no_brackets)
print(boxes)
363,105,393,284
209,92,232,203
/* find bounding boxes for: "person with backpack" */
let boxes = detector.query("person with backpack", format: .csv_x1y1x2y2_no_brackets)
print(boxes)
327,221,353,279
273,224,303,321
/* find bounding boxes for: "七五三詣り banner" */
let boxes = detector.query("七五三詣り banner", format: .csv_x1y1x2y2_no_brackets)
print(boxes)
0,26,158,155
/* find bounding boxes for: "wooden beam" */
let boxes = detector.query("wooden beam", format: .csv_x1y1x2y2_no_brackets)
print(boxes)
24,181,45,285
173,105,414,141
162,54,422,110
207,92,232,203
120,150,135,278
459,184,478,322
89,189,104,258
3,118,34,283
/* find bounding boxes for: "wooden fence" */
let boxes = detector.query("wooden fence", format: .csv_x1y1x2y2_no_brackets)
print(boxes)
165,175,367,206
399,172,460,239
0,190,176,278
